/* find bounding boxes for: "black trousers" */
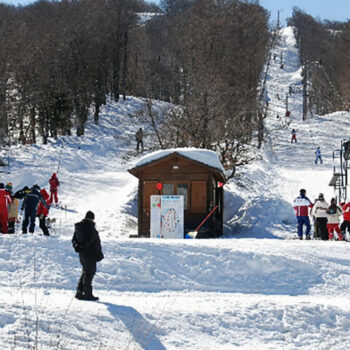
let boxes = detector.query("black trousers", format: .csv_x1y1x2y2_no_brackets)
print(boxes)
340,220,350,233
39,216,49,236
77,255,97,295
22,210,36,233
316,217,328,240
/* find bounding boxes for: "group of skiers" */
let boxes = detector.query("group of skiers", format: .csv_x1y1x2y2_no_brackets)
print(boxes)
290,129,323,164
0,172,60,235
293,188,349,241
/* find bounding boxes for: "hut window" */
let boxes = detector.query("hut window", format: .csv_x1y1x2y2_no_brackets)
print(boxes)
177,183,188,210
163,183,174,195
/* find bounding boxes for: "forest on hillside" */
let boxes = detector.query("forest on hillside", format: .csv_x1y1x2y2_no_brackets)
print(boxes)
3,1,350,171
289,8,350,116
0,0,270,170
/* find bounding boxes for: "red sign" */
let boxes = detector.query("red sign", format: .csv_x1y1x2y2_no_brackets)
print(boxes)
217,182,224,188
156,182,163,191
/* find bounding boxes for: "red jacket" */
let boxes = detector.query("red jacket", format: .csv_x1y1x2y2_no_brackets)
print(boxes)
37,189,51,217
0,188,12,207
342,202,350,221
293,195,313,217
49,174,59,190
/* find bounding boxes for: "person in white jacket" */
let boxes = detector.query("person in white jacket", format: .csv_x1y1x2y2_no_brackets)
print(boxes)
311,193,329,240
326,198,343,240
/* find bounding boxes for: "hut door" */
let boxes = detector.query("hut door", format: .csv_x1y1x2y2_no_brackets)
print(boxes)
191,181,207,213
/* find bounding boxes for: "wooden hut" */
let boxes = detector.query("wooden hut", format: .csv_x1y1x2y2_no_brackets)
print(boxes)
128,148,226,238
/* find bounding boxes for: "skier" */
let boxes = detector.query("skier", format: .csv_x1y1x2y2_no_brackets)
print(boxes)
293,189,313,239
72,211,104,301
315,146,323,164
135,128,144,153
36,188,51,236
310,193,329,240
6,183,19,234
0,183,12,233
291,129,297,143
22,185,49,234
326,198,343,240
49,173,60,205
340,200,350,241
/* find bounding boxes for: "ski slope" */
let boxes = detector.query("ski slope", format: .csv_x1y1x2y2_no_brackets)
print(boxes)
1,27,350,349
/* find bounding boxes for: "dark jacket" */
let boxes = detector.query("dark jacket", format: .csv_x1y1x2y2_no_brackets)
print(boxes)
74,219,103,262
21,187,49,213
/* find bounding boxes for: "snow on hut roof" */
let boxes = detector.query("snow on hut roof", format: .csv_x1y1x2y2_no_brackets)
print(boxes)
133,148,225,173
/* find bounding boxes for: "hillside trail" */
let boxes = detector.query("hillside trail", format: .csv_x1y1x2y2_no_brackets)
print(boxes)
263,26,342,207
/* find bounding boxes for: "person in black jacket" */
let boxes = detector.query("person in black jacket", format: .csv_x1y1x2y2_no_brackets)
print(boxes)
73,211,103,301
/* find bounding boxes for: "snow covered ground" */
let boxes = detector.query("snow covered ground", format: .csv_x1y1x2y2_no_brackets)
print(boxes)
1,26,350,349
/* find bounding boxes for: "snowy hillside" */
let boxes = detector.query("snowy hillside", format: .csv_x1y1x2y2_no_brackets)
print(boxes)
1,27,350,349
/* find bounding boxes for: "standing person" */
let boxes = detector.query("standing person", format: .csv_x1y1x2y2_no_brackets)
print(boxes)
36,188,51,236
291,129,297,143
310,193,329,240
22,185,49,234
0,183,12,233
72,211,104,301
293,189,313,240
326,198,343,240
6,183,19,234
340,200,350,241
135,128,144,153
49,173,60,205
315,147,323,164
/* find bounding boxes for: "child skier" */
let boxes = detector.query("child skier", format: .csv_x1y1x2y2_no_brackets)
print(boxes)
326,198,343,240
291,129,297,143
36,188,51,236
49,173,60,204
315,146,323,164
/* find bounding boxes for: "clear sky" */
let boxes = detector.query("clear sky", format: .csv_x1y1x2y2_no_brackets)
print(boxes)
1,0,349,25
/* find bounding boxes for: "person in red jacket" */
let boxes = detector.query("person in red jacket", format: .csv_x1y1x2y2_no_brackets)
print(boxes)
340,201,350,241
49,173,60,204
0,182,12,233
37,188,51,236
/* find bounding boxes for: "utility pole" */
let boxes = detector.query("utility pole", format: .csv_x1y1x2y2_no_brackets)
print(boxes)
286,94,289,113
277,10,280,30
302,61,308,120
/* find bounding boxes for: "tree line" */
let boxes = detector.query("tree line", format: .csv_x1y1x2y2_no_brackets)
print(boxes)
0,0,270,171
289,8,350,115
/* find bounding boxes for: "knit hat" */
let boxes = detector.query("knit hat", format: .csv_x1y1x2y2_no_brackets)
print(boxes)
318,193,324,200
85,211,95,220
6,182,13,190
300,189,306,195
0,183,4,189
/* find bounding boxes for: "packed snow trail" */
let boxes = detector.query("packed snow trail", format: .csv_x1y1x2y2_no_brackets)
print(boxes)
1,27,350,350
224,26,349,239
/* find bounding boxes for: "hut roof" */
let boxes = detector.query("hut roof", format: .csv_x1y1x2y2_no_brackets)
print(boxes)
129,148,226,180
